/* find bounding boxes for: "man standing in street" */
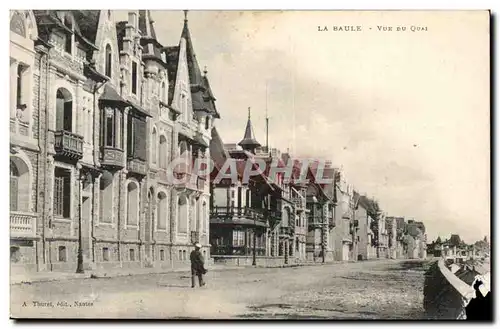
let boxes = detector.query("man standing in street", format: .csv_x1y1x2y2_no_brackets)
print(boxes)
190,243,207,288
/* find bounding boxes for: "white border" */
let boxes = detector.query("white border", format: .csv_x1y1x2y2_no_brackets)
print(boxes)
3,2,498,329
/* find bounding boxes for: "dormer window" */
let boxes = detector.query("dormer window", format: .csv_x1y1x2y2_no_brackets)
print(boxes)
63,14,73,54
105,44,112,78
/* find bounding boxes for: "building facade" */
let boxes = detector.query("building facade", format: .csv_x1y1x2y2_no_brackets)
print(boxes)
10,10,218,273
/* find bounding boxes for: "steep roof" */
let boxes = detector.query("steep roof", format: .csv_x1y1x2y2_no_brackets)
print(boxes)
238,108,261,151
139,10,165,66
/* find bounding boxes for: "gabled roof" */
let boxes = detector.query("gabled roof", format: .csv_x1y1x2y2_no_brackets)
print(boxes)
33,10,99,51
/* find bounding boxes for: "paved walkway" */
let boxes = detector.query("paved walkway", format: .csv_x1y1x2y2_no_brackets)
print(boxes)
11,259,431,319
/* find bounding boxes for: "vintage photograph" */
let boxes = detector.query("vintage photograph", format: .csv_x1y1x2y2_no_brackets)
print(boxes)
9,10,490,320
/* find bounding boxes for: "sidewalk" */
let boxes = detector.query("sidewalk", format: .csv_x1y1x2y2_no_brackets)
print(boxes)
10,259,396,285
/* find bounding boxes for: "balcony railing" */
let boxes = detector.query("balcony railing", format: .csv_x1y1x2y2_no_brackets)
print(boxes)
127,157,147,176
10,212,36,238
101,146,124,168
54,130,84,160
212,206,265,221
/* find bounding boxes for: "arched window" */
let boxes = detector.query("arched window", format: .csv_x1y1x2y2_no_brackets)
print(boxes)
177,195,188,233
10,157,30,212
151,128,157,164
127,182,139,226
105,44,112,78
10,161,19,211
157,191,167,230
63,15,73,54
10,12,26,37
56,88,72,131
205,116,210,130
159,135,167,169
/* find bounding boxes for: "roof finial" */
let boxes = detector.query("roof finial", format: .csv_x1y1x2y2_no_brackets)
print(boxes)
203,65,208,75
248,107,251,119
184,10,188,22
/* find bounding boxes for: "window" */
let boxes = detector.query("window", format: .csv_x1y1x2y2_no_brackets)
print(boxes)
157,192,167,230
105,44,112,78
10,246,21,263
161,81,166,102
151,128,157,164
16,65,25,109
63,15,73,54
99,170,113,223
237,187,242,209
202,202,207,233
131,62,138,95
178,250,182,260
10,161,19,211
177,195,188,233
182,250,187,260
232,230,245,247
56,88,73,131
205,116,210,130
127,182,139,226
129,249,135,261
159,135,167,168
54,167,71,218
160,249,165,261
103,247,109,261
58,246,67,262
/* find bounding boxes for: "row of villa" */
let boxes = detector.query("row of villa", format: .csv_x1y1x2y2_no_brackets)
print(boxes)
9,9,427,275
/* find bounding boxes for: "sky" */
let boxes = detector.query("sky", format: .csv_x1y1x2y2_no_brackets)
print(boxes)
116,10,490,244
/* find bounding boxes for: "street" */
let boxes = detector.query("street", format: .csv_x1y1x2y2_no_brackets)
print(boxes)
11,259,431,319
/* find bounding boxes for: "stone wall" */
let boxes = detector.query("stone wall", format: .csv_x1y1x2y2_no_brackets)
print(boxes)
423,259,474,319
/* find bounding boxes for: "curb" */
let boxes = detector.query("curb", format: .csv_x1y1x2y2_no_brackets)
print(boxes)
11,258,417,285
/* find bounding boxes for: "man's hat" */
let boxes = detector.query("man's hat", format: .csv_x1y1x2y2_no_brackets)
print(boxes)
195,243,202,248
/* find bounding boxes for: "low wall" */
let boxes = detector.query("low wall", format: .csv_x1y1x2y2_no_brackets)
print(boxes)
212,255,302,267
423,258,474,319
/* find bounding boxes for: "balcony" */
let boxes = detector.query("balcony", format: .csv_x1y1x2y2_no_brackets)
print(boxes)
10,212,36,238
127,157,147,176
101,146,124,168
54,130,84,160
308,214,324,228
212,206,264,220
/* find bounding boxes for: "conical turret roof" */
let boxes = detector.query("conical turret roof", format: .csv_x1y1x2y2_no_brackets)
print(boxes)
238,108,261,151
